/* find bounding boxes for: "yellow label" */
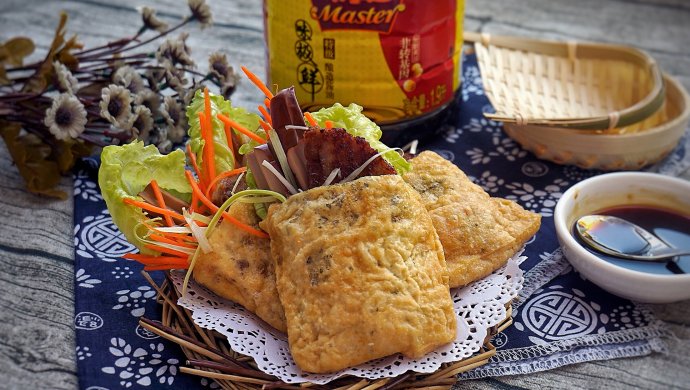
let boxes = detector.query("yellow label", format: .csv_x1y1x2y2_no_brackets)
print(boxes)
264,0,464,124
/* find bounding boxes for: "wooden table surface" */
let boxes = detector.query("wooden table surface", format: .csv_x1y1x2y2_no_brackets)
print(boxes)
1,1,689,389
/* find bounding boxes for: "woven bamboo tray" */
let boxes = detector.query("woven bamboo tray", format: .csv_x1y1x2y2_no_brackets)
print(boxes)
503,73,689,170
139,272,512,389
464,31,665,130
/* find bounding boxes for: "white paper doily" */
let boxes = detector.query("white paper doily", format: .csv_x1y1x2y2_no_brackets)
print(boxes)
172,251,525,385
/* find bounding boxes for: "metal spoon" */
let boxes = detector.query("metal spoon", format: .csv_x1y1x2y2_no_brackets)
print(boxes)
575,215,690,262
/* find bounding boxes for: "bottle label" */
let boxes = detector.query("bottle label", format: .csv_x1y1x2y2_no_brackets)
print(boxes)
264,0,464,124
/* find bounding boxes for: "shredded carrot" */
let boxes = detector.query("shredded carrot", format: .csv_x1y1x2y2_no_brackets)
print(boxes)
185,171,269,238
149,180,174,227
258,105,272,126
258,119,272,132
149,234,197,249
123,198,186,222
204,87,212,123
222,122,235,162
205,167,248,201
217,113,267,144
325,120,333,129
264,97,271,110
198,111,216,187
186,144,206,190
151,230,197,242
304,112,317,126
241,66,274,99
144,243,190,258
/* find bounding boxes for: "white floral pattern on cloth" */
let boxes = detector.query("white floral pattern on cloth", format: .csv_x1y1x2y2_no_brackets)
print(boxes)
76,268,102,288
75,210,136,262
76,346,93,361
74,174,103,202
101,338,179,388
73,160,103,202
112,286,157,317
461,64,485,102
172,254,525,385
460,252,671,380
504,179,568,217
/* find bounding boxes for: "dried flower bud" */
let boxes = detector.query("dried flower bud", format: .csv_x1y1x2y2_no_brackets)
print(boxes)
157,139,173,154
188,0,212,28
113,65,145,94
52,61,79,94
128,105,154,141
161,96,187,143
44,93,87,140
148,126,166,146
144,67,166,91
221,81,238,100
164,62,189,90
177,86,196,108
99,85,133,129
139,6,168,33
156,33,194,68
208,52,230,81
134,88,161,117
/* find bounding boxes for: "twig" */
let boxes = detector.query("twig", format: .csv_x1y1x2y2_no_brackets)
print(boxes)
186,359,275,381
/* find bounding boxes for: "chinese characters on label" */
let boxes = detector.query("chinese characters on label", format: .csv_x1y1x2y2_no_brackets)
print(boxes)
295,19,323,101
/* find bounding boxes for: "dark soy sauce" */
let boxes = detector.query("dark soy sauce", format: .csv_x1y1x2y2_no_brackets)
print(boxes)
573,204,690,275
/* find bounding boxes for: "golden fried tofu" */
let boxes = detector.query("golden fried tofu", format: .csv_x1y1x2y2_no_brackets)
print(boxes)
403,151,541,288
193,202,287,332
261,175,456,373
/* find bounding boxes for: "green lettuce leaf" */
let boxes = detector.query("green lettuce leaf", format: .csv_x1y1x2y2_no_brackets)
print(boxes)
238,128,268,155
309,103,410,174
99,141,191,254
186,89,261,174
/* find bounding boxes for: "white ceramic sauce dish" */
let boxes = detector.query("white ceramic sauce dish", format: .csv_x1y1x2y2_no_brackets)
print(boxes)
554,172,690,303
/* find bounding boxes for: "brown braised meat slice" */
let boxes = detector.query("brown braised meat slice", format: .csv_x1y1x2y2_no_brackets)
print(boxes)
211,174,249,206
303,127,395,189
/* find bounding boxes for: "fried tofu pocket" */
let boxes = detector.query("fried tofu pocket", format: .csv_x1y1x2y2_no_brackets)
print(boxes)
261,175,456,373
403,151,541,288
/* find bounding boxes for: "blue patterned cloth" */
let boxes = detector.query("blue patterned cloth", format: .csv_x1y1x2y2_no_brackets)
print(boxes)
73,53,686,389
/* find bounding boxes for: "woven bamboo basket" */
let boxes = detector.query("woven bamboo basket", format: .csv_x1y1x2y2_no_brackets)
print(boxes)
464,31,665,130
503,73,689,170
139,272,512,389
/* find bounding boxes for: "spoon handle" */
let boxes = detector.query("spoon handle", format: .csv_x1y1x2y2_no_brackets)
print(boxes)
644,248,690,260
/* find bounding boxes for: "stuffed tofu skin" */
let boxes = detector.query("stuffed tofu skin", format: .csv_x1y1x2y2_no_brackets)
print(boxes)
261,175,456,373
403,151,541,288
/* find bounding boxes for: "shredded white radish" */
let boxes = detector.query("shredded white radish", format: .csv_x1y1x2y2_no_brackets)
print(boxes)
285,125,308,130
231,172,245,194
340,148,403,183
141,239,196,255
322,168,341,186
183,209,212,254
153,226,199,234
261,160,298,195
268,128,299,190
402,139,419,155
191,212,211,224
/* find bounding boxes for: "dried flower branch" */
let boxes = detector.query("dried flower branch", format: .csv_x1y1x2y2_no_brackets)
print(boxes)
0,0,240,198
